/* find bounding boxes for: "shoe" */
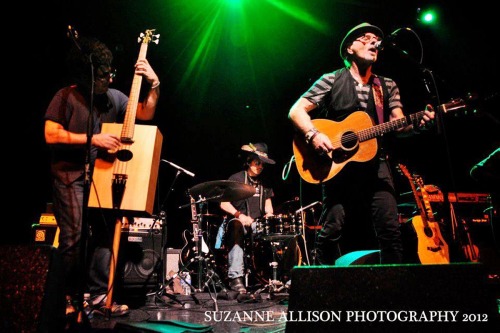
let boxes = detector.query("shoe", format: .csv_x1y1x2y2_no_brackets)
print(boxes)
96,302,130,317
91,294,130,317
229,277,247,294
65,295,76,316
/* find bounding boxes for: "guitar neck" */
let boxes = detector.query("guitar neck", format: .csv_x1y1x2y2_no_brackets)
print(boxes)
121,39,149,142
190,196,198,223
419,186,436,222
359,111,424,142
398,164,429,226
411,183,429,224
360,98,467,142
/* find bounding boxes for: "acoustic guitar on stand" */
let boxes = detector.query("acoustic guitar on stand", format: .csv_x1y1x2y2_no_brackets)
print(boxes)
293,99,466,184
398,164,449,264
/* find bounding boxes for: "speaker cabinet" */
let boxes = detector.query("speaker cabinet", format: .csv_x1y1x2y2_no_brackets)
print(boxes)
0,245,65,333
286,263,499,332
117,229,163,289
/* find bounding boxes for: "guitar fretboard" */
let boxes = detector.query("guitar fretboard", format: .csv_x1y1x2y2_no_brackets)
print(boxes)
358,112,424,141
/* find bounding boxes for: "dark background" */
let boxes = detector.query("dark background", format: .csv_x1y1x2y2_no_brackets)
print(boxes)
8,0,499,252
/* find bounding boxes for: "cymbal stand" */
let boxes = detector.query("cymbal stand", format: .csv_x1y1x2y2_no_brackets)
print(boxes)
178,197,215,293
255,242,286,298
295,200,322,266
204,268,227,311
194,205,206,292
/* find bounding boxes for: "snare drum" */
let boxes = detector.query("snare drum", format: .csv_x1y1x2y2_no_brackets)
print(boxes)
255,214,302,240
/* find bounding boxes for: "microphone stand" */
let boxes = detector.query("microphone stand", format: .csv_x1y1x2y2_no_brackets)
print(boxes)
151,169,183,306
151,160,193,307
384,28,467,258
70,29,94,329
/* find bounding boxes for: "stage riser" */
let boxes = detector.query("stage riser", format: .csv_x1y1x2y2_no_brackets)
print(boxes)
286,263,499,332
0,245,65,333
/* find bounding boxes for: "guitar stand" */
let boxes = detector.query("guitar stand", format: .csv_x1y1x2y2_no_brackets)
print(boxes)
147,282,186,308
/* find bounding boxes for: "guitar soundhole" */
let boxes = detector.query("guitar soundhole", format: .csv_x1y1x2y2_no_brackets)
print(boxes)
424,226,433,238
340,131,359,151
117,149,133,162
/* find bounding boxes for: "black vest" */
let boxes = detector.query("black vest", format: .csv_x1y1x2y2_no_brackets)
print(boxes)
326,67,390,125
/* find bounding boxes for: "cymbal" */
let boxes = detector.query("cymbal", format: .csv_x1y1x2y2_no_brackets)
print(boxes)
189,180,256,202
199,213,220,218
276,197,300,213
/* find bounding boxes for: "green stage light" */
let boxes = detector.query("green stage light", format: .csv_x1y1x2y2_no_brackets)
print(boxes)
417,7,438,25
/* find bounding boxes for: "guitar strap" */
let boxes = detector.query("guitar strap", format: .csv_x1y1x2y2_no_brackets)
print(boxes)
372,77,385,125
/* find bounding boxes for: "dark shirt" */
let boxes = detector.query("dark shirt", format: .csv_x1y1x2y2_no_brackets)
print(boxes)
44,86,128,184
227,170,274,219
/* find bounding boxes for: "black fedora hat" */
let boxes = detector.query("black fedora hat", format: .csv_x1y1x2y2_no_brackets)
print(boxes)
240,142,275,164
340,22,384,59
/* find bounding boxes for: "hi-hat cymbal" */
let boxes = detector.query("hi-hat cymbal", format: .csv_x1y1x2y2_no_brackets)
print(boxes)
189,180,256,202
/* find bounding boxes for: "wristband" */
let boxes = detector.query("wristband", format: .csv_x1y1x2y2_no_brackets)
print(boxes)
151,81,160,89
234,211,241,218
305,128,319,144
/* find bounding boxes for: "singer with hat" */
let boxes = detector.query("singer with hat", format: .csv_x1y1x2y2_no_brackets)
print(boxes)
288,22,436,265
218,142,276,293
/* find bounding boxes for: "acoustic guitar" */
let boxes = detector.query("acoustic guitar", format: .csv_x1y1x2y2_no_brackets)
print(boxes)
293,99,466,184
398,164,449,264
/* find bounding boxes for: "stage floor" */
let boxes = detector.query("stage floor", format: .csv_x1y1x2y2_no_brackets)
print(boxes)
88,291,289,333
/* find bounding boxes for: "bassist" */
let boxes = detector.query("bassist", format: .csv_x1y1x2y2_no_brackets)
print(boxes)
44,35,160,318
288,22,435,264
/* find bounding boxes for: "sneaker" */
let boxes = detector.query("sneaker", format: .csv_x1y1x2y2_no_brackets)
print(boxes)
229,277,247,294
91,294,130,317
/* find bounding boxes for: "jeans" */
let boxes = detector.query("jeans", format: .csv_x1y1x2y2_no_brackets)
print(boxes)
51,175,84,297
52,174,115,297
224,219,256,279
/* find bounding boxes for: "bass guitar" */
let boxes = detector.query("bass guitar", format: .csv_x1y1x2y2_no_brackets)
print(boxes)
398,164,449,264
293,99,466,184
87,29,162,313
88,29,163,215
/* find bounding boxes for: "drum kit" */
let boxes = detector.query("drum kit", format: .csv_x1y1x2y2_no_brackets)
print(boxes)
181,179,321,294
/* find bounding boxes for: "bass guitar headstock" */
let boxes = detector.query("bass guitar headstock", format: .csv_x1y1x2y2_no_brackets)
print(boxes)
138,29,160,45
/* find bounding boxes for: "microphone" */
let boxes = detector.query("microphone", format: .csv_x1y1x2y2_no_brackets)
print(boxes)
161,159,195,177
374,28,403,51
296,201,322,214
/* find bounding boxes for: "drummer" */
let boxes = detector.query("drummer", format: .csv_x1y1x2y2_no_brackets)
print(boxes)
219,142,276,294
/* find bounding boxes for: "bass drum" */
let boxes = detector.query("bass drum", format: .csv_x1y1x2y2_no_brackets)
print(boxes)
251,236,302,285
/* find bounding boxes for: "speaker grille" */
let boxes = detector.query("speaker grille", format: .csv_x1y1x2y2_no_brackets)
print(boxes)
118,230,163,288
